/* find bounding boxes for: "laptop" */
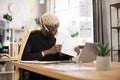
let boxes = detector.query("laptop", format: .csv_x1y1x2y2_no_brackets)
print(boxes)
78,42,98,63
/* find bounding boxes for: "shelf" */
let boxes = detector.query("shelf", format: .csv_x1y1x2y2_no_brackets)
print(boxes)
0,71,14,74
4,28,25,32
0,26,25,80
111,26,120,29
10,42,22,45
112,49,120,51
110,3,120,62
0,58,17,61
110,3,120,8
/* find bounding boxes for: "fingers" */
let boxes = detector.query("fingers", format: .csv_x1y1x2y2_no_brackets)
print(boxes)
74,46,80,55
50,45,62,54
55,45,62,52
56,44,62,47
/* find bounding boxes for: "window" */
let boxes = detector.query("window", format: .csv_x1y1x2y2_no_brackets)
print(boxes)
54,0,94,45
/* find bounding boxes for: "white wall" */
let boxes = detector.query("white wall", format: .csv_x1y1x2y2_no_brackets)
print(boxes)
0,0,46,29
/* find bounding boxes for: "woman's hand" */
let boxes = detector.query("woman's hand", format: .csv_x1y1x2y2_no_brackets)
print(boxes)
74,46,80,55
42,44,62,56
49,44,62,54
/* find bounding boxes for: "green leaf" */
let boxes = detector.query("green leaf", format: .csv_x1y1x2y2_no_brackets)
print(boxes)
35,18,40,25
0,42,3,49
3,13,12,22
71,32,79,37
93,43,111,56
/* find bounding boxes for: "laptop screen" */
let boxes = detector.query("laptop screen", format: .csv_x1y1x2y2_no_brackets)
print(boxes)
78,43,98,63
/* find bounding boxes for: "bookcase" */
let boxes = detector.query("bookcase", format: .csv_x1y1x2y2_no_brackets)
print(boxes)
0,28,26,80
110,3,120,62
0,58,17,80
8,28,26,58
1,25,26,58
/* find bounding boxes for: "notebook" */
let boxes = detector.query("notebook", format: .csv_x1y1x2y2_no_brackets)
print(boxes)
78,43,98,63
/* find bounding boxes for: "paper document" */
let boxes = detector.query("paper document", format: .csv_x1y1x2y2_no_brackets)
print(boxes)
42,63,96,71
21,60,76,64
21,60,61,64
56,32,78,57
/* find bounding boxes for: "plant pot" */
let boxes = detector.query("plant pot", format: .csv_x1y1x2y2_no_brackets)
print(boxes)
96,56,111,70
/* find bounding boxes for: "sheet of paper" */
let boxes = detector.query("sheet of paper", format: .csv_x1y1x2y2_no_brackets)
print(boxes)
21,60,61,64
42,63,96,71
56,32,78,57
21,60,76,64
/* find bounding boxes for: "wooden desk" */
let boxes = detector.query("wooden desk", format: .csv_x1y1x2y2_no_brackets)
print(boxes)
11,62,120,80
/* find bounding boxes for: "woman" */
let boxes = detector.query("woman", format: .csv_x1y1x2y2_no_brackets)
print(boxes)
21,12,80,80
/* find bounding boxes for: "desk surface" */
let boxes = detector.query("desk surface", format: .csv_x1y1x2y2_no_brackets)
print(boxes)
11,62,120,80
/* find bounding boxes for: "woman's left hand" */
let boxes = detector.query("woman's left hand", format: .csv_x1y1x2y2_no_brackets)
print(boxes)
74,46,80,55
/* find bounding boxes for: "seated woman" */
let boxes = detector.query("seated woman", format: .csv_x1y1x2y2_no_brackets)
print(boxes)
21,12,80,80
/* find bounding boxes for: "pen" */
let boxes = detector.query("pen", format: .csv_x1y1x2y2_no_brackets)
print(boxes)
61,41,64,46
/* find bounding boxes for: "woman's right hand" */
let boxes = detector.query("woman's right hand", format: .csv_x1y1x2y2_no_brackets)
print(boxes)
49,44,62,54
43,44,62,56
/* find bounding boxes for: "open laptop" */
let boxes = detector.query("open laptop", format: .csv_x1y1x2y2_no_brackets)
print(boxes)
78,42,98,63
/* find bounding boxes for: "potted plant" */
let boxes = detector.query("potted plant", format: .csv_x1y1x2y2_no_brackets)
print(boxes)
3,13,12,23
34,17,41,30
94,43,111,70
0,42,3,55
35,17,41,27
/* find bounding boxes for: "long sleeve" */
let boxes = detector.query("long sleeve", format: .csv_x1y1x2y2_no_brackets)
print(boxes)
21,31,48,60
21,30,72,61
21,39,43,60
21,31,56,61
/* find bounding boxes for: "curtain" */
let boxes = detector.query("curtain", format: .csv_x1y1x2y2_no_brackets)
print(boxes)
93,0,104,44
93,0,109,44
